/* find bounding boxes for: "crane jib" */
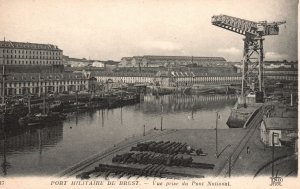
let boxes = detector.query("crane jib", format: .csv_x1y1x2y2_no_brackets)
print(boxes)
211,15,285,37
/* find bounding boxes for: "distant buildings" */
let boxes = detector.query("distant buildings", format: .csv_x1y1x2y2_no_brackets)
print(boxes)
234,61,298,71
120,55,228,67
93,67,242,87
63,55,119,69
119,57,133,67
92,61,105,68
63,56,92,67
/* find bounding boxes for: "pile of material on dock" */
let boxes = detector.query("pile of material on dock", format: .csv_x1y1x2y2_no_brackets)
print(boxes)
76,140,213,179
130,141,207,156
112,152,214,169
76,164,204,179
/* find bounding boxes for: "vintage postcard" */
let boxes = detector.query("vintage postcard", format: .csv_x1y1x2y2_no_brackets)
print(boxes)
0,0,298,188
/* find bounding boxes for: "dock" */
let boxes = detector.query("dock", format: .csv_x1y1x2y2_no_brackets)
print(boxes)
58,101,296,178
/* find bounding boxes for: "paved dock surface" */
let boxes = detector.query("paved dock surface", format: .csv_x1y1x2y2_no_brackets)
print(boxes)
59,128,248,178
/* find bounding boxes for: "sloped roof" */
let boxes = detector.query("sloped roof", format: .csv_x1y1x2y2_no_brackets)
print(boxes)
121,57,133,61
143,55,226,61
0,41,62,51
264,117,297,130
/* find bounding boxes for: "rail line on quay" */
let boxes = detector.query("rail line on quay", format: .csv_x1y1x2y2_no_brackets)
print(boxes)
57,129,178,178
217,105,265,177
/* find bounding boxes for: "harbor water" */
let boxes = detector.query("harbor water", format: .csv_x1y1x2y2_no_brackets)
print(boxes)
0,94,237,176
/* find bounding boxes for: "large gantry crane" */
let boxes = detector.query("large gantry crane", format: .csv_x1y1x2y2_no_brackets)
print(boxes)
211,15,285,100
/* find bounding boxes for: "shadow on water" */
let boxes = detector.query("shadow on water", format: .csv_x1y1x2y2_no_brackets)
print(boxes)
0,121,63,176
0,94,237,176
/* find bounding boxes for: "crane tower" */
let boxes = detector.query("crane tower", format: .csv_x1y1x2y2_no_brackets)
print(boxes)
211,15,285,98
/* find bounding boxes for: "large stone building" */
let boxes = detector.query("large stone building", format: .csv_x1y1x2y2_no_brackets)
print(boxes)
119,55,227,68
0,40,64,73
93,69,242,87
1,72,89,97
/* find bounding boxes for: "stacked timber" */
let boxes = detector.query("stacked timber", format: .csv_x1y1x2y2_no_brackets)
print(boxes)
131,141,207,156
112,152,214,169
76,164,204,179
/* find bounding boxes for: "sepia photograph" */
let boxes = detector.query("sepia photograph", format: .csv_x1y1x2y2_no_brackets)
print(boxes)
0,0,298,188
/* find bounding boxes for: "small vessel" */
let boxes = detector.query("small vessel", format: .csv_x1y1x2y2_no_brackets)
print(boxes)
190,84,234,94
19,95,66,127
20,112,66,127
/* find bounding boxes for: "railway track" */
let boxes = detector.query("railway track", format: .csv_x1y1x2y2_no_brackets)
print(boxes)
217,106,265,177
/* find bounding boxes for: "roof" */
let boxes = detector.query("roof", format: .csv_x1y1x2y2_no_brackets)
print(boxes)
65,57,91,63
264,117,298,130
103,60,120,65
0,41,62,51
132,56,143,61
90,71,155,77
121,57,133,61
142,55,226,61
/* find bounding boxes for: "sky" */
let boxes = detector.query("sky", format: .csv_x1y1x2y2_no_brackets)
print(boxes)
0,0,298,62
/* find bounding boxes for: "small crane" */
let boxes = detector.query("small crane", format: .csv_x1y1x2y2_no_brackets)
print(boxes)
211,15,286,98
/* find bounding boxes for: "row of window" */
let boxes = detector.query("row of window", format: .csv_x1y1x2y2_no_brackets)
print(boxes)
2,49,61,55
5,86,87,95
1,59,62,65
4,80,86,87
2,55,61,59
175,77,241,81
266,76,297,80
97,77,152,83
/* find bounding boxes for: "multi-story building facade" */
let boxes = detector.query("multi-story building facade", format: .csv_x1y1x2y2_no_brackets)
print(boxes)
0,40,63,73
93,70,242,87
94,72,155,84
0,40,63,66
1,72,89,97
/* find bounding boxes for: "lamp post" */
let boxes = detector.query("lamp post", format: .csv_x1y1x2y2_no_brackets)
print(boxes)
215,112,219,158
160,103,163,131
272,132,279,177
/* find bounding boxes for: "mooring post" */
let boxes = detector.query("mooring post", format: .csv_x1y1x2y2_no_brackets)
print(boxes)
143,125,145,136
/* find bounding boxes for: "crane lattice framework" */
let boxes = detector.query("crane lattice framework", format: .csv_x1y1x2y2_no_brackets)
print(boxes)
211,14,286,96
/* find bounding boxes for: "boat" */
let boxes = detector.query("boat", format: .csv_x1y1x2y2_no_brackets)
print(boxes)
190,84,235,94
19,112,66,127
18,94,66,127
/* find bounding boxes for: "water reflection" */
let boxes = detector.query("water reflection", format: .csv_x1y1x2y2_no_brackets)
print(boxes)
0,94,236,176
0,123,63,176
139,94,237,114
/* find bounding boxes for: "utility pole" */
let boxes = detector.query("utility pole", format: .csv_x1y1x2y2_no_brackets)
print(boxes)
215,112,219,158
160,103,163,131
272,132,275,177
2,37,6,105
